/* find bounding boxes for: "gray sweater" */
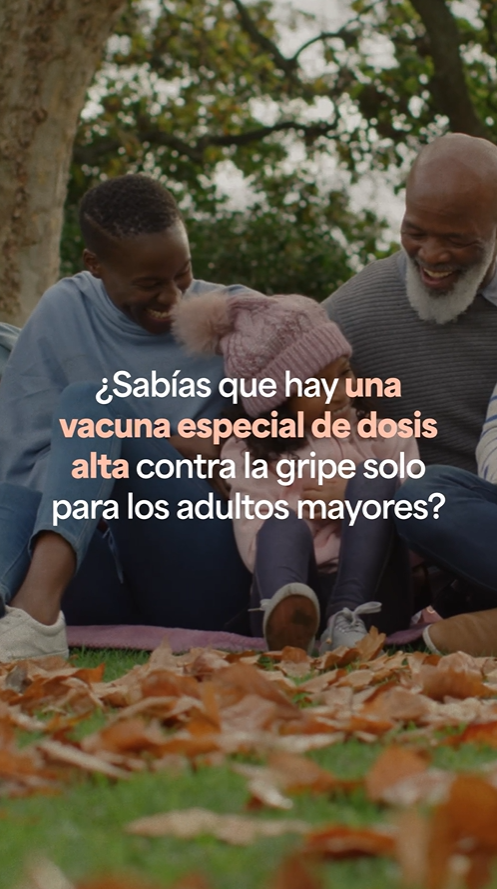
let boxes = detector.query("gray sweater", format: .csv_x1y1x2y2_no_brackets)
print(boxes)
323,252,497,473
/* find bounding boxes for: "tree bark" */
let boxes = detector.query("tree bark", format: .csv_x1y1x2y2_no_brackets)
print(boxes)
0,0,126,325
410,0,492,140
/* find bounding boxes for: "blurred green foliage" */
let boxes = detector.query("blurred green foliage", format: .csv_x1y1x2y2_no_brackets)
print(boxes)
61,0,497,298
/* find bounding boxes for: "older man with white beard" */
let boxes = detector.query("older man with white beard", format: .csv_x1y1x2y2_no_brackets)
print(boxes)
324,133,497,473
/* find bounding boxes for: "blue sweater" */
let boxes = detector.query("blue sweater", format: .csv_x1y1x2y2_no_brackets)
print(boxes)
0,273,247,491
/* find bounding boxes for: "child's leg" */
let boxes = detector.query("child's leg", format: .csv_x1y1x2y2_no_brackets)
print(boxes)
251,511,321,650
322,470,411,649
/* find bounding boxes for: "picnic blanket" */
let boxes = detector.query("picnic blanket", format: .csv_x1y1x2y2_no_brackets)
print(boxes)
66,609,441,653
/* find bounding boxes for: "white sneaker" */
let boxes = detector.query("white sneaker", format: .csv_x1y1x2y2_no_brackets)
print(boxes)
261,583,320,653
422,625,442,655
0,606,69,662
319,601,382,653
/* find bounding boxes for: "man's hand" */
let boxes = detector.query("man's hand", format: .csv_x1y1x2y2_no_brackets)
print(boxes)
169,433,231,499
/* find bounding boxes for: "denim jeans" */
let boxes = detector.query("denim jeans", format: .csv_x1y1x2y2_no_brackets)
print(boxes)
394,465,497,604
250,471,412,637
0,382,251,630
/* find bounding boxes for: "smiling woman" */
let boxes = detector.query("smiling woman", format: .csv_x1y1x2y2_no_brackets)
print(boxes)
0,174,256,662
80,177,193,334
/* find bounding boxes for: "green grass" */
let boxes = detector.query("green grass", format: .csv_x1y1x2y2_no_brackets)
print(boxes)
70,647,150,679
3,648,497,889
0,748,394,889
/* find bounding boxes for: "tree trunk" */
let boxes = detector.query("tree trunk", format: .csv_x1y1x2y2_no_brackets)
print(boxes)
0,0,126,325
410,0,492,141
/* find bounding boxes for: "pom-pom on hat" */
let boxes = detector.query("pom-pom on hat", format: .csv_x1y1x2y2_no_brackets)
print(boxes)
172,290,352,417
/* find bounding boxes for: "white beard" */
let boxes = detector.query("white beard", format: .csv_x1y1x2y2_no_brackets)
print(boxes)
404,245,495,324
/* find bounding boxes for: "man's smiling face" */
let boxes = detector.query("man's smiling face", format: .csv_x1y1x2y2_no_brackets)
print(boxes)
400,155,497,323
401,192,496,294
83,222,193,334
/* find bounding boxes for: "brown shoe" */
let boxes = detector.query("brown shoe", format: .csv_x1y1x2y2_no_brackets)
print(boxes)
423,607,497,657
263,583,320,652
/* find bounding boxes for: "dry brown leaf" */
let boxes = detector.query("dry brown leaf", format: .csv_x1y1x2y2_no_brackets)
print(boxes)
314,648,361,670
146,638,179,671
212,663,299,711
220,694,281,734
337,669,375,690
370,650,408,679
0,747,49,781
395,809,430,887
14,858,74,889
426,775,497,889
341,714,395,737
434,698,497,728
278,648,312,679
419,653,490,702
359,686,433,725
9,642,497,805
38,740,130,779
297,673,338,696
265,733,346,754
448,721,497,748
139,672,201,703
437,774,497,849
199,681,221,727
382,768,453,807
302,823,396,858
146,734,219,759
235,766,293,810
237,751,360,810
126,807,310,845
185,649,230,678
99,696,194,726
354,627,386,661
81,718,168,756
267,855,323,889
313,684,353,714
265,752,335,791
365,746,429,803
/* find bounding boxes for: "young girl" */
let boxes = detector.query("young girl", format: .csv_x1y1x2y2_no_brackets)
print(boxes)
174,291,419,652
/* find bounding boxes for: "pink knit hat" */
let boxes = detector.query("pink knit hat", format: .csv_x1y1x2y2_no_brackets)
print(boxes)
172,290,351,416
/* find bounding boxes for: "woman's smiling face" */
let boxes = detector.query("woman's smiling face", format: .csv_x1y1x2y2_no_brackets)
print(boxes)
83,223,193,334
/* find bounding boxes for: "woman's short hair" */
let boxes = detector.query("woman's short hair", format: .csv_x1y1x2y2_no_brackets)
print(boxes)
79,174,182,256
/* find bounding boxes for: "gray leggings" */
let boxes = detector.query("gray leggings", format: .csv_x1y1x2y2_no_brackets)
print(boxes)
250,471,412,637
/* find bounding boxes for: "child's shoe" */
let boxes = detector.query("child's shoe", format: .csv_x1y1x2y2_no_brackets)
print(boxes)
0,606,69,662
262,583,320,653
319,601,382,653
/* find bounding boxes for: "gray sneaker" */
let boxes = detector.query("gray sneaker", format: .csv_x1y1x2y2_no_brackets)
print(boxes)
0,606,69,662
319,601,382,653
